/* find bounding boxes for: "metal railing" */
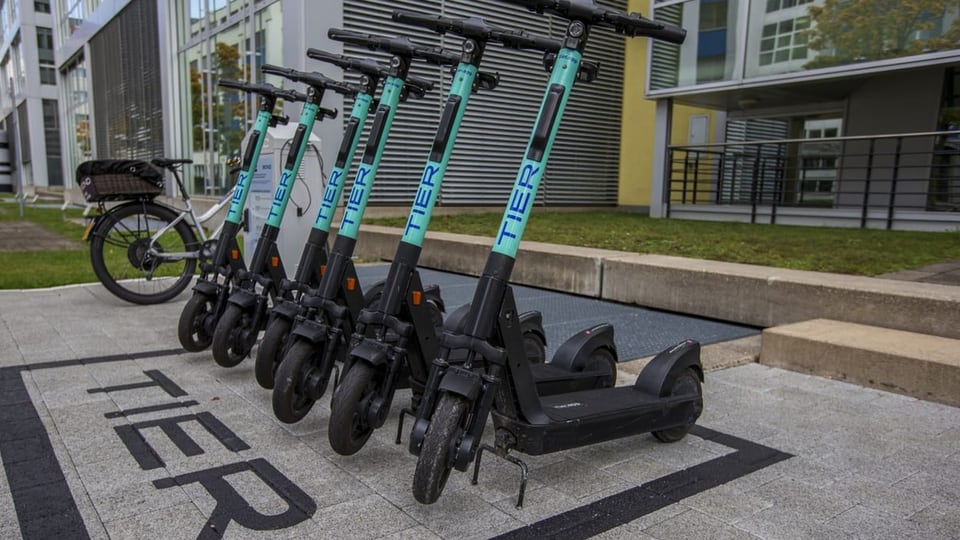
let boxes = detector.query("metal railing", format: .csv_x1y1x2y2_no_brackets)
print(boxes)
666,130,960,229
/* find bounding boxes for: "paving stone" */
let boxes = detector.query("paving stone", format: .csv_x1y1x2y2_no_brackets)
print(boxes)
734,505,854,540
400,489,516,539
682,484,774,524
102,502,208,540
301,494,416,539
376,525,442,540
827,504,937,540
642,508,760,539
908,501,960,538
528,457,631,501
748,476,857,523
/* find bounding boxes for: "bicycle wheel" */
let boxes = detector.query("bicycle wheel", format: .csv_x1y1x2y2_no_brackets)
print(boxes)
89,201,198,305
412,393,469,504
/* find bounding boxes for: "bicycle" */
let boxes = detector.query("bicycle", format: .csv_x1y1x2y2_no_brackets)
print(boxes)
83,158,233,305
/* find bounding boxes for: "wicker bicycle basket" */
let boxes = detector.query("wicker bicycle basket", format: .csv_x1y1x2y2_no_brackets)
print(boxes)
77,160,165,202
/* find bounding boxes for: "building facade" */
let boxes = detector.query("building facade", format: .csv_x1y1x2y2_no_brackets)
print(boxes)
0,0,62,193
640,0,960,230
39,0,638,208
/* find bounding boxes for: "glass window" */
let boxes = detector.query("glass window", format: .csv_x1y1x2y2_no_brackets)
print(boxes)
37,26,56,85
176,0,283,194
35,1,52,13
60,55,92,183
42,99,63,186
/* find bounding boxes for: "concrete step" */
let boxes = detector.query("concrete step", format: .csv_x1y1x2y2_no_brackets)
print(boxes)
760,319,960,407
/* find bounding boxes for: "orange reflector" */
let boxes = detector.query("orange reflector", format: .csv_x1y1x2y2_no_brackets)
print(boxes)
346,277,356,291
271,256,279,268
411,290,422,306
320,264,327,275
231,249,239,260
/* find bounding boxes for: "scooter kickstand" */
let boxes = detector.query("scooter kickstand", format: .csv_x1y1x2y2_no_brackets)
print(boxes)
472,442,529,509
395,407,415,445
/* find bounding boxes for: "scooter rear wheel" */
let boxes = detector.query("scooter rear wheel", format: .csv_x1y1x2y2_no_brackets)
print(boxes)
652,368,702,443
272,339,319,423
255,318,291,389
328,362,380,455
412,393,469,504
523,332,546,364
211,304,249,367
178,293,214,352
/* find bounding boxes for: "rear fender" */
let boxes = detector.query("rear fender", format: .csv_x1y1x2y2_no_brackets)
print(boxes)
634,339,703,397
550,323,617,372
518,310,545,345
442,303,470,334
423,284,444,312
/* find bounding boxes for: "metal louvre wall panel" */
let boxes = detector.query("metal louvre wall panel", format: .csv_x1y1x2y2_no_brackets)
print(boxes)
341,0,626,206
90,0,163,160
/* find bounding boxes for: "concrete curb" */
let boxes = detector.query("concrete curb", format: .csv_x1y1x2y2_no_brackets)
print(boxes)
761,319,960,407
351,226,960,339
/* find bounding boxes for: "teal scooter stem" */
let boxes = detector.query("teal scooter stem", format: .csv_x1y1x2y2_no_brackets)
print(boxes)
178,80,306,353
327,12,564,457
254,52,436,390
210,66,359,368
409,0,695,508
270,29,460,425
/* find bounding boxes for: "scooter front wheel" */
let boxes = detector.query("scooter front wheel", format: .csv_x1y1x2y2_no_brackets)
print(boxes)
652,368,702,443
328,362,381,456
211,304,250,367
255,318,292,389
412,393,469,504
272,339,319,423
178,293,214,352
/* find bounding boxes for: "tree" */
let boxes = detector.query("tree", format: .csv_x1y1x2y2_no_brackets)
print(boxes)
190,42,248,154
805,0,960,68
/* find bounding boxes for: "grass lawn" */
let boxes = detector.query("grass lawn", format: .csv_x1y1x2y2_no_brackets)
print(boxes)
0,200,100,289
366,211,960,276
2,199,959,289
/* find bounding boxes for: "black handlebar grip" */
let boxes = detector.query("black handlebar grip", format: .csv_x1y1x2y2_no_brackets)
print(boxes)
498,0,686,44
492,28,561,51
604,10,686,44
391,10,454,34
276,88,308,102
328,28,461,66
261,64,294,77
217,78,249,91
406,74,435,94
261,63,361,97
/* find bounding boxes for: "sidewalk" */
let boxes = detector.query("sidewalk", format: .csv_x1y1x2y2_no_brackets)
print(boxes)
1,276,958,539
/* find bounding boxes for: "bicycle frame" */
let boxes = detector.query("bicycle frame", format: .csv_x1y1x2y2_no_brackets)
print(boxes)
146,187,235,262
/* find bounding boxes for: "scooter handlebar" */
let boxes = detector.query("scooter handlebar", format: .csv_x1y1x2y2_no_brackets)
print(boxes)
306,48,436,95
261,64,362,97
217,79,308,102
496,0,686,44
327,28,460,66
392,10,561,52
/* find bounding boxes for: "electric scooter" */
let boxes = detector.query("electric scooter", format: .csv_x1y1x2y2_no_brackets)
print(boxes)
409,0,700,508
177,80,306,352
210,66,358,368
327,11,615,458
271,30,461,424
254,52,435,390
